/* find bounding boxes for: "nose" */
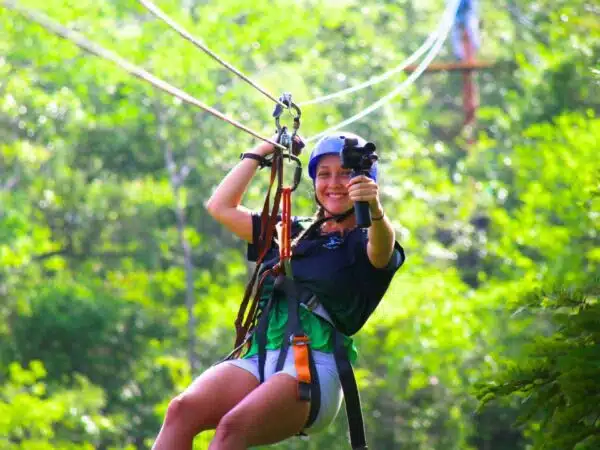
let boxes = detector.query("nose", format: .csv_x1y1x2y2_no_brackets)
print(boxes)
331,172,348,184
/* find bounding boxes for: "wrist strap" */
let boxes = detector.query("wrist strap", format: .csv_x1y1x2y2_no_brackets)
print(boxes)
371,212,385,221
240,152,269,168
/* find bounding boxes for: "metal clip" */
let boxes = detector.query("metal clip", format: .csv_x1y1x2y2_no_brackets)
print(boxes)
273,92,302,156
290,334,310,346
304,295,319,312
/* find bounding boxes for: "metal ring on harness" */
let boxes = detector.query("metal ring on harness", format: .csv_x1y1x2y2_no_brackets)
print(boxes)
262,150,302,193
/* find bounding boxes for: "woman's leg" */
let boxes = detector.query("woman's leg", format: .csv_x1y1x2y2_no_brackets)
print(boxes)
152,362,259,450
209,373,311,450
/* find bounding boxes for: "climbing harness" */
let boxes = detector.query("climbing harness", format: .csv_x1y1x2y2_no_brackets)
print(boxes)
225,93,303,357
262,275,369,449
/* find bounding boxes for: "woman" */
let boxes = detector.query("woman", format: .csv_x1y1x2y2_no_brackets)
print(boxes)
152,132,404,450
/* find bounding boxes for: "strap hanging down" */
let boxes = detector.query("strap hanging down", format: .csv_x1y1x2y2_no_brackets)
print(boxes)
232,101,303,353
274,276,368,445
334,330,368,450
232,150,285,353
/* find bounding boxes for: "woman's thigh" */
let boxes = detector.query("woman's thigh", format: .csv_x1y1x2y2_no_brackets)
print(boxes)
217,372,311,447
216,350,342,446
177,361,259,430
263,349,343,434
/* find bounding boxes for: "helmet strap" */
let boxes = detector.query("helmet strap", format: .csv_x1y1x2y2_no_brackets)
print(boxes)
291,199,354,247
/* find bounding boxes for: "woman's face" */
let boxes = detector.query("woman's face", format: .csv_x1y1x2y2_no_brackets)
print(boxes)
314,154,353,215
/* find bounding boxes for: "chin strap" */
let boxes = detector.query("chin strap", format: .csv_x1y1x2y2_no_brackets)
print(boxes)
315,195,355,222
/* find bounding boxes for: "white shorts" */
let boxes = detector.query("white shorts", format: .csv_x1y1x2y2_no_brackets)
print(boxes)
224,349,343,434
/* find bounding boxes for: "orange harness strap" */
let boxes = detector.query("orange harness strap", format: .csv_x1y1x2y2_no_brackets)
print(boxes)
279,187,312,399
280,187,292,261
292,335,312,399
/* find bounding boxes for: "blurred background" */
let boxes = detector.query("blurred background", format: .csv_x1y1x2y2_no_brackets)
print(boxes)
1,0,599,449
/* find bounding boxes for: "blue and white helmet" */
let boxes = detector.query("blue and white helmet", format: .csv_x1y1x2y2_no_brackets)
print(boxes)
307,132,378,182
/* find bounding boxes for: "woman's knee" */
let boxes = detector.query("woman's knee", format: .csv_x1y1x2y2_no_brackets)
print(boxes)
164,394,189,425
213,409,250,444
163,391,211,433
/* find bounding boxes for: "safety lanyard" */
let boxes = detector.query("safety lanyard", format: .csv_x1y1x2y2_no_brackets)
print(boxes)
231,95,303,355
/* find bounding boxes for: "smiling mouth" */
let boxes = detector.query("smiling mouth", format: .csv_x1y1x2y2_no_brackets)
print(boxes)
327,193,347,199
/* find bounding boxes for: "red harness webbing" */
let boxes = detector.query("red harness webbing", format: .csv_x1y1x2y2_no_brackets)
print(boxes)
233,152,284,352
279,187,312,394
280,187,292,261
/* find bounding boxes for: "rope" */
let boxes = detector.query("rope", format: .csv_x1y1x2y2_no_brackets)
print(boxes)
1,0,285,150
305,0,461,144
298,0,457,107
138,0,286,108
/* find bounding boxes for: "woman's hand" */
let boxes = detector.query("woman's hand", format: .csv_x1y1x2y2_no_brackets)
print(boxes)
347,174,395,268
251,137,278,157
346,175,383,216
251,134,304,157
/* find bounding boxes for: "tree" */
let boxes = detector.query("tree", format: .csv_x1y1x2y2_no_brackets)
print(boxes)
477,280,600,450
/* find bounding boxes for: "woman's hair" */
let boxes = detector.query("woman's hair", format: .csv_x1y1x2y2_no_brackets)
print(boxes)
291,204,357,248
291,206,325,248
314,206,326,221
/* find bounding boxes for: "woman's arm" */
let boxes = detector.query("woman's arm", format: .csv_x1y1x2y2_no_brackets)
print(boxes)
205,140,273,243
366,202,396,269
347,175,396,268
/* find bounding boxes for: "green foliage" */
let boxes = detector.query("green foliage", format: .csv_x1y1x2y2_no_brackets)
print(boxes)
477,281,600,449
1,0,599,448
0,360,130,450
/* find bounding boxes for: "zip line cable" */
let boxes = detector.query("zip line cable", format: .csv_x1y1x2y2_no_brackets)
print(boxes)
3,0,460,148
304,0,461,144
298,0,457,107
1,0,285,150
298,31,437,107
140,0,453,109
138,0,287,108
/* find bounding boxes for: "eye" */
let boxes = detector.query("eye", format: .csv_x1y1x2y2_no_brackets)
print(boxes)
317,171,330,178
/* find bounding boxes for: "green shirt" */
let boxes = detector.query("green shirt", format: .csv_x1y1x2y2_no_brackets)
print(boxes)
243,279,358,363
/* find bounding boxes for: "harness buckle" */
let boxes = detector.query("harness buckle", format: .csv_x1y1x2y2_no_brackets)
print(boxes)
290,334,310,346
304,295,319,312
297,381,312,402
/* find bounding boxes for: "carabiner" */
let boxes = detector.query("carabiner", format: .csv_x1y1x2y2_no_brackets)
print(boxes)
288,102,302,133
273,147,302,193
276,101,301,137
264,126,302,192
278,125,292,151
273,93,302,155
272,92,292,122
282,153,302,192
